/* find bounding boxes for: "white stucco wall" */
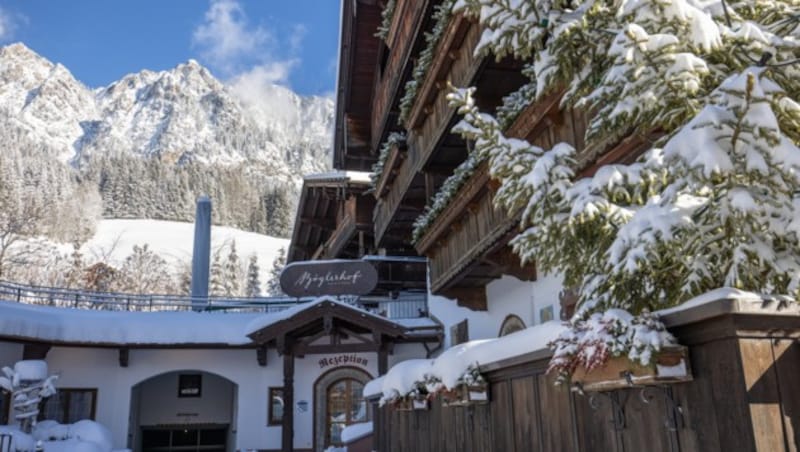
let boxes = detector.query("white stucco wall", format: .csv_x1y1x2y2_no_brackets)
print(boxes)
24,342,429,452
137,371,235,425
45,346,285,451
430,272,563,345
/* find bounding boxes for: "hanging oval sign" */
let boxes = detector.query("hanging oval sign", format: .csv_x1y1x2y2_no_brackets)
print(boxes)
280,260,378,297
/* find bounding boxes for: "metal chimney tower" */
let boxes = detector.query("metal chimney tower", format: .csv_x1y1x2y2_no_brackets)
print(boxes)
191,196,212,310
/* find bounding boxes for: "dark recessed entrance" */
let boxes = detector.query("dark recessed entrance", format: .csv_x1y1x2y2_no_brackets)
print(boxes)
141,426,227,452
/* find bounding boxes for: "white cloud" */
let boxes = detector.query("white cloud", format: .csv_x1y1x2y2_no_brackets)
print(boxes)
289,24,307,55
193,0,307,87
192,0,269,71
0,7,22,42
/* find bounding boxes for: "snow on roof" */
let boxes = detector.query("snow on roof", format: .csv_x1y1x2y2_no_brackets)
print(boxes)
363,376,384,399
341,422,373,443
0,294,436,347
303,171,371,184
0,300,266,346
244,295,403,336
373,320,567,401
655,287,768,316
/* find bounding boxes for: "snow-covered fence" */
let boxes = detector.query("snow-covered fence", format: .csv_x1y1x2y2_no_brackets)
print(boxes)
0,280,429,318
372,294,800,452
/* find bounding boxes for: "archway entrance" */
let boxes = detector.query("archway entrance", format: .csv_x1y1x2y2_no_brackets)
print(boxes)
314,367,371,451
129,371,237,452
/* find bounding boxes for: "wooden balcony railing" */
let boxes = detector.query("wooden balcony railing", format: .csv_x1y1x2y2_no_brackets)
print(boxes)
374,15,484,245
370,0,430,153
373,141,407,199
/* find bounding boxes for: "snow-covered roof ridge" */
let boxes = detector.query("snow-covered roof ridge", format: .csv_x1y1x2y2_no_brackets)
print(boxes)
656,287,798,326
371,321,567,403
0,294,428,347
244,295,408,337
303,171,372,184
0,300,267,346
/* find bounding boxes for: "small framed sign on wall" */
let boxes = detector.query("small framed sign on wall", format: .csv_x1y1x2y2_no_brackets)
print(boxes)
178,374,202,398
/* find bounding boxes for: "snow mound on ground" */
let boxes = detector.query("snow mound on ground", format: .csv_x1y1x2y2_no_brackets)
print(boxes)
82,219,288,282
341,422,373,443
33,420,112,452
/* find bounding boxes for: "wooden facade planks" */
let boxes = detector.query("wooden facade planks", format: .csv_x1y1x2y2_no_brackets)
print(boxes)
374,16,484,245
370,0,430,153
373,307,800,452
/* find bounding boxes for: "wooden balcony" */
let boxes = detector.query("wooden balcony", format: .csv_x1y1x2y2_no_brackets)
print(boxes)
373,14,527,246
370,0,433,153
416,162,536,310
373,141,407,199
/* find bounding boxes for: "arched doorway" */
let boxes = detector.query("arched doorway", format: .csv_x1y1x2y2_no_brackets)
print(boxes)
129,371,237,452
314,367,371,451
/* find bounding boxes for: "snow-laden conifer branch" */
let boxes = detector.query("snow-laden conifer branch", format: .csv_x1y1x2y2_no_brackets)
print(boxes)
398,0,456,125
370,132,407,188
375,0,398,41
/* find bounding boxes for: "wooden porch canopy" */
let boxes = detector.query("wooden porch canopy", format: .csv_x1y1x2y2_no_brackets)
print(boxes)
247,296,442,452
287,172,375,263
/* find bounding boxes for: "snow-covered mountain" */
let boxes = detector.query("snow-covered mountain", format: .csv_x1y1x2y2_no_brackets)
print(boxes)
0,42,334,176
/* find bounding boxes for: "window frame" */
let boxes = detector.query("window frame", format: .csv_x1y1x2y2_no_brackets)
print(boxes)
38,388,98,423
177,373,202,398
267,387,284,426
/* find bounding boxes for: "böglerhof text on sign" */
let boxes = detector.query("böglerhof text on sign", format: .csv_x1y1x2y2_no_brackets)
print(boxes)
279,260,378,297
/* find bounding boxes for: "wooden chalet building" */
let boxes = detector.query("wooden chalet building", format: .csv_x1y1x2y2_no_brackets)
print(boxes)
286,1,800,451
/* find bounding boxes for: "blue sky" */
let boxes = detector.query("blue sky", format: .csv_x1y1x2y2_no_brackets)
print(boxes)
0,0,340,97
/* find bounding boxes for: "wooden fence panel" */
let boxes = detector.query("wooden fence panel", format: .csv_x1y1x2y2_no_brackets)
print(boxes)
511,376,541,451
536,373,578,451
490,380,514,452
773,338,800,452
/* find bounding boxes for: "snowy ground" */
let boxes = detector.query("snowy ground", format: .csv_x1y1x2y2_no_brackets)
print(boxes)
81,219,288,285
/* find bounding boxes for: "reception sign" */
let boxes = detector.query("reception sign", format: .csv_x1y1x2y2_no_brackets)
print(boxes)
280,260,378,297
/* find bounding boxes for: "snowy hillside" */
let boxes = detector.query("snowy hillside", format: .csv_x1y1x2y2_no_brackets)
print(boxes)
82,219,288,289
0,43,334,176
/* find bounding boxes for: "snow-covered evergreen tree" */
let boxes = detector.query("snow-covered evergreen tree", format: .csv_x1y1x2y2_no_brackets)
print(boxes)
443,0,800,378
64,244,85,289
223,241,242,296
267,247,286,296
209,249,225,296
245,254,262,297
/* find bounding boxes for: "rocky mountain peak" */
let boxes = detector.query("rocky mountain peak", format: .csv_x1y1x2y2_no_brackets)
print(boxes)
0,43,334,177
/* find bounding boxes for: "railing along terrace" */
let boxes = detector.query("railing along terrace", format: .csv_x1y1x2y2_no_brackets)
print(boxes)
0,280,428,320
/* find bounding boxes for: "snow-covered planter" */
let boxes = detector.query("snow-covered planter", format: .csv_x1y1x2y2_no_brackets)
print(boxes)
547,309,691,390
438,364,489,407
397,0,455,125
374,0,397,41
370,132,407,189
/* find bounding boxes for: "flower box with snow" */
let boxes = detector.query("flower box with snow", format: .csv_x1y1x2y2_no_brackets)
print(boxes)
572,346,692,392
394,396,430,411
440,384,489,407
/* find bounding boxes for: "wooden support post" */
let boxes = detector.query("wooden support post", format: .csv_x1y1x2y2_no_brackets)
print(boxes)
379,345,389,376
282,343,295,452
257,346,268,367
424,172,436,202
